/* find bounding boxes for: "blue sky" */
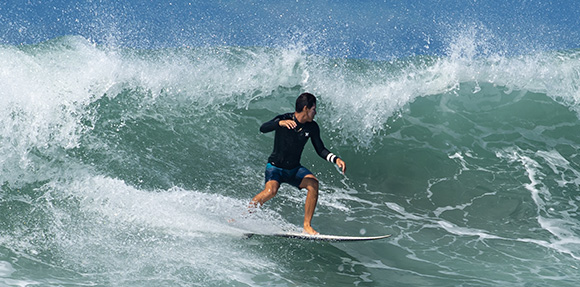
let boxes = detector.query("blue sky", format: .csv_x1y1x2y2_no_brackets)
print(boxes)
1,0,579,59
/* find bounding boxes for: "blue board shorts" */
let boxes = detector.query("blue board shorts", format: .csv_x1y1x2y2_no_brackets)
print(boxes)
265,163,313,189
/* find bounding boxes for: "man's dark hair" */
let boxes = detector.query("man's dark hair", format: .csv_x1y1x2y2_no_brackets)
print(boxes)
295,92,317,112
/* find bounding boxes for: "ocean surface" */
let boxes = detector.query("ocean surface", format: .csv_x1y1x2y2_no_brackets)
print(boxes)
2,1,580,286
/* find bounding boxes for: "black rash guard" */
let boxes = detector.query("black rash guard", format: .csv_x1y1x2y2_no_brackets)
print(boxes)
260,113,338,170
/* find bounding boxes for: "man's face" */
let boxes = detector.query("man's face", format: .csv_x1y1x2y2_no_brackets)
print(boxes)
305,105,317,122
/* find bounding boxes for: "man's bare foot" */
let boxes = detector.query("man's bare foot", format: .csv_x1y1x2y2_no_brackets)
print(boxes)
303,225,319,235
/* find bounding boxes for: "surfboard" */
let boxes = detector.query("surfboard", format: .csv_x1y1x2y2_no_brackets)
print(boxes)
244,232,391,242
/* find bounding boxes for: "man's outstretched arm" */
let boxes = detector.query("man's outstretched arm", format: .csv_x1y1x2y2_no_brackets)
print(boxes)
310,124,346,173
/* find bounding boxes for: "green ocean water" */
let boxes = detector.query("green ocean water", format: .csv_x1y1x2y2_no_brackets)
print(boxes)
2,36,580,286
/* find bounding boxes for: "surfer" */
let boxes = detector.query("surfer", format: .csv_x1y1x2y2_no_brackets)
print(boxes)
250,92,346,235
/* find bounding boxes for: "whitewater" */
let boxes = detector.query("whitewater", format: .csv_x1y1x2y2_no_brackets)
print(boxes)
2,3,580,284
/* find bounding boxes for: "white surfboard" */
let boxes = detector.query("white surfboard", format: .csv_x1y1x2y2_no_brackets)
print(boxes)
244,231,391,242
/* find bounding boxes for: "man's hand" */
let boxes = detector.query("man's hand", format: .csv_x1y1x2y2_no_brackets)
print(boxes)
279,119,297,129
336,158,346,174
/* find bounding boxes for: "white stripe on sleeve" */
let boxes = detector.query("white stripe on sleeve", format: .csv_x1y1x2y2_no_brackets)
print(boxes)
326,153,337,163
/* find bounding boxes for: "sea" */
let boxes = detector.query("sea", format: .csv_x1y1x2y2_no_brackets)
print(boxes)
2,1,580,286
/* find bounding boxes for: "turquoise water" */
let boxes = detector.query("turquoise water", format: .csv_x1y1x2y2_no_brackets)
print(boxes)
2,36,580,286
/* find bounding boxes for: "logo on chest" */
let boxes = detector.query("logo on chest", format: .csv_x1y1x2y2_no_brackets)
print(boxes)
294,126,310,138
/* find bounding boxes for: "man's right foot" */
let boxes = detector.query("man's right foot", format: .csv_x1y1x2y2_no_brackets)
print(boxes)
303,225,319,235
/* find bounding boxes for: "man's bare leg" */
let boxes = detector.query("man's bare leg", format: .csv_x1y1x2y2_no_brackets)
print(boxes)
300,175,319,235
250,180,280,208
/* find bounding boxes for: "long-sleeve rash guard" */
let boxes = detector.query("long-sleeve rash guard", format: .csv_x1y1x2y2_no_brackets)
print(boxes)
260,113,338,170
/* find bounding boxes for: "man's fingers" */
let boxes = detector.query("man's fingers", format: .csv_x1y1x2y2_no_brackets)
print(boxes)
280,120,297,129
336,159,346,174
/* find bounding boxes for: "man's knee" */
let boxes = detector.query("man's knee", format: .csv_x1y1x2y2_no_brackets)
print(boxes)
300,176,319,190
265,188,278,197
265,180,280,196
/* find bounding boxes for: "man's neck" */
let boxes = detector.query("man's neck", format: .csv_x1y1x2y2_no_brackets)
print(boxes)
294,111,308,124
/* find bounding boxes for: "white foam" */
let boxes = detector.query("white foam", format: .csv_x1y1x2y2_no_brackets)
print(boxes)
384,202,426,221
309,28,580,147
21,174,294,284
536,150,580,187
0,261,15,277
0,261,41,286
0,37,121,186
497,148,580,260
4,34,580,157
436,220,501,240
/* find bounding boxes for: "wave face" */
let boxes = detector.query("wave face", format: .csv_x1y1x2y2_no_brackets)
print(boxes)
2,34,580,286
